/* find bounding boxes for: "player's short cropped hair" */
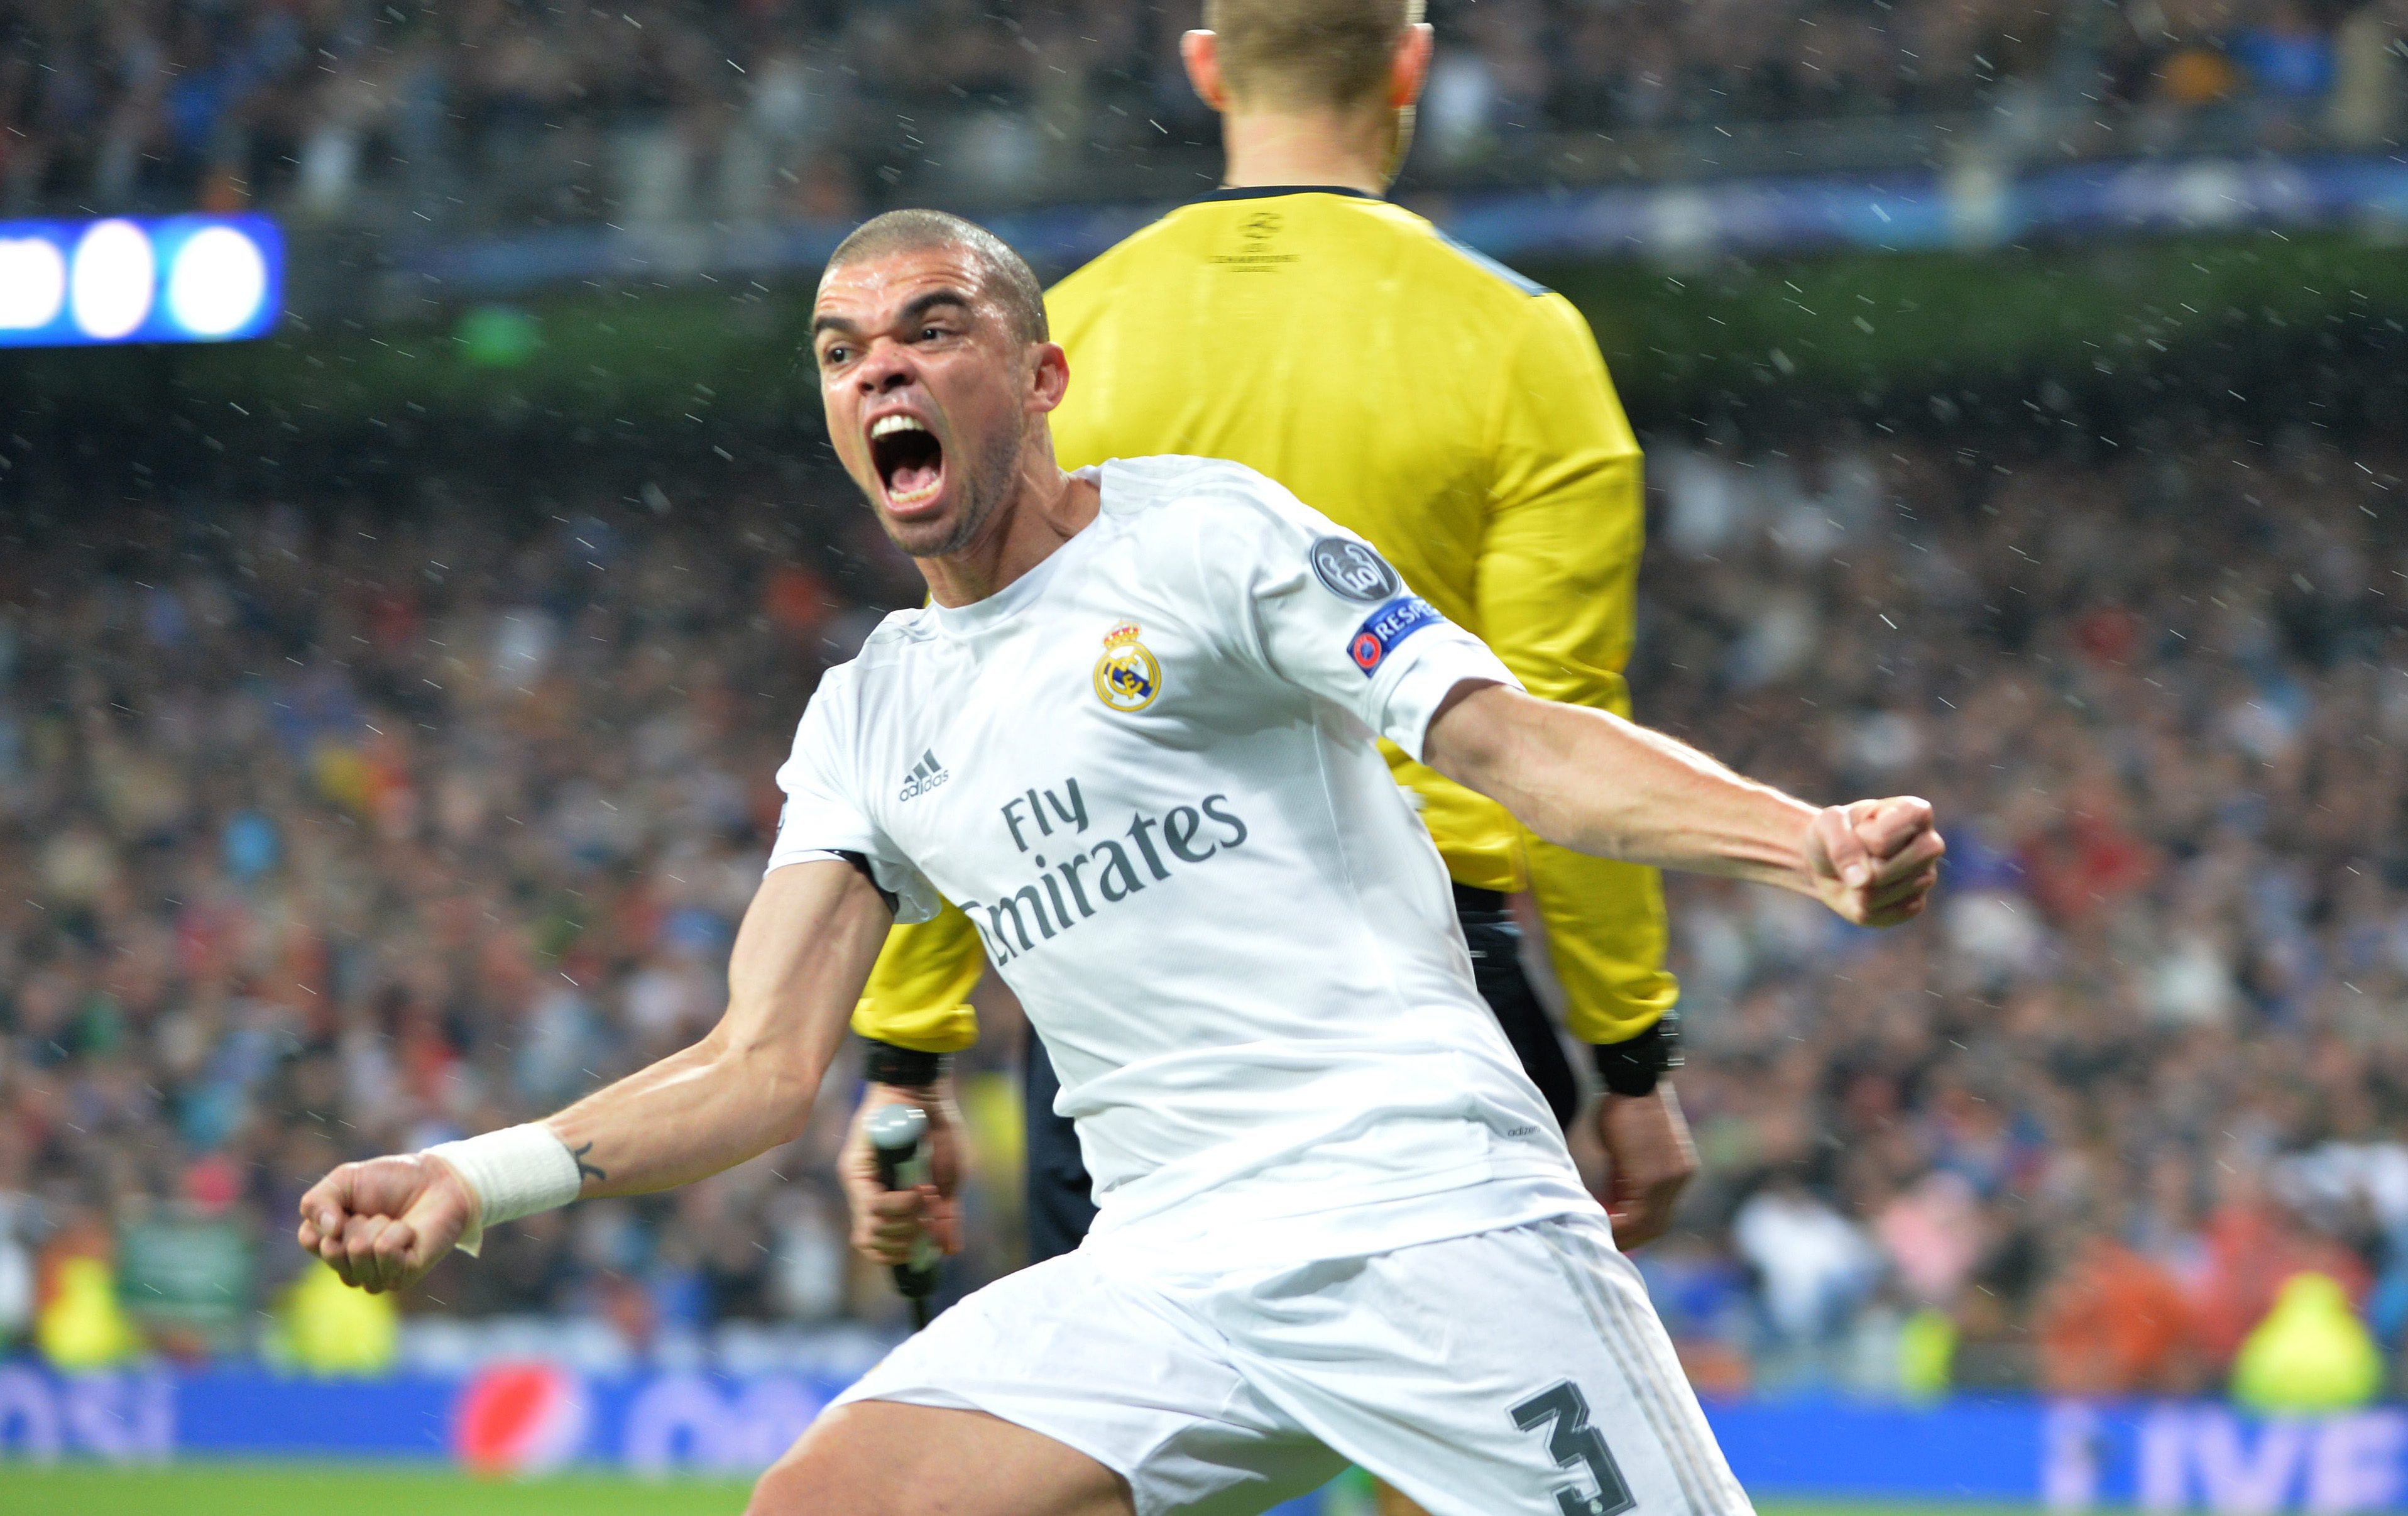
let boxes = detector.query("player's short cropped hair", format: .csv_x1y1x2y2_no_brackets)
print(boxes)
1203,0,1424,112
823,209,1049,348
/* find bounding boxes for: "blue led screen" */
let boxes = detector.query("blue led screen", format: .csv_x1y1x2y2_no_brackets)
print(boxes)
0,214,283,348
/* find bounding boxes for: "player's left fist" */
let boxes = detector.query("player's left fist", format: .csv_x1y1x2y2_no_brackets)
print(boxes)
1804,796,1944,928
295,1153,476,1295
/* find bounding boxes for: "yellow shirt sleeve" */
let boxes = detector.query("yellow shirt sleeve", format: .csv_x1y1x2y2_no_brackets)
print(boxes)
850,895,985,1054
1477,294,1679,1045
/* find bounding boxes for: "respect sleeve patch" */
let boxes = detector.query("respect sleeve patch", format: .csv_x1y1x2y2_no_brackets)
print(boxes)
1349,595,1445,676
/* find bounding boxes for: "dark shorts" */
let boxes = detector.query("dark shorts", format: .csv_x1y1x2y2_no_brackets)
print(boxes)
1022,886,1579,1265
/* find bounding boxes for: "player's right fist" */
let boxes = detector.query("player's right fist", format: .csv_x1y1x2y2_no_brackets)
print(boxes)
295,1153,477,1296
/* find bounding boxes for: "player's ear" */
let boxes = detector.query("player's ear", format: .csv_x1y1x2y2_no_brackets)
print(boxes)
1181,30,1229,113
1391,23,1434,111
1027,341,1071,414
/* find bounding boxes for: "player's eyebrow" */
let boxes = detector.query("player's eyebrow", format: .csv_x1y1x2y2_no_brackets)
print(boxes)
810,288,973,343
897,288,973,326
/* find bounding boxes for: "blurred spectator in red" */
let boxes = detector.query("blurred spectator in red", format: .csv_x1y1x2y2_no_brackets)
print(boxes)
2020,806,2158,926
2038,1231,2202,1395
2191,1169,2373,1364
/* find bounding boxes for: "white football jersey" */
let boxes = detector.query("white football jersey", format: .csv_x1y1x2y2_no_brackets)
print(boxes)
769,456,1599,1266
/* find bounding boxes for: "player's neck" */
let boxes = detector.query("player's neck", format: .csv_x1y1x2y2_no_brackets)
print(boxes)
917,463,1100,609
1218,108,1394,199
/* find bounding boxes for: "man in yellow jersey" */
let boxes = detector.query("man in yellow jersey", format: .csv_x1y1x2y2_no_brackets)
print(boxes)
843,0,1696,1283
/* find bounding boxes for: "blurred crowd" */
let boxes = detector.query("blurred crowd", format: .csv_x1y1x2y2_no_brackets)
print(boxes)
2,0,2404,229
1634,426,2408,1400
4,422,2408,1401
0,454,976,1366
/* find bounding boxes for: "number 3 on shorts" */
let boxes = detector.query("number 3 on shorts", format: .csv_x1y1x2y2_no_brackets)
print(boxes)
1510,1381,1636,1516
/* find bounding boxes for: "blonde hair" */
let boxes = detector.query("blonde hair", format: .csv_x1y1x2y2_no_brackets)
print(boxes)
1202,0,1423,112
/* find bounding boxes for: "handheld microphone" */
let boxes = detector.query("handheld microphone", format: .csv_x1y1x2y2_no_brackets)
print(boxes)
866,1103,939,1329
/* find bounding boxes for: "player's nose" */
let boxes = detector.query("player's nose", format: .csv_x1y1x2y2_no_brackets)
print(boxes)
852,343,920,396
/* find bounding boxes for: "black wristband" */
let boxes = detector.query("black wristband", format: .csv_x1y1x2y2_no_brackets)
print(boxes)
862,1037,950,1089
1592,1013,1682,1097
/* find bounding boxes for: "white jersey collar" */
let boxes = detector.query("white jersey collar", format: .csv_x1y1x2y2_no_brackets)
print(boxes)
926,465,1112,638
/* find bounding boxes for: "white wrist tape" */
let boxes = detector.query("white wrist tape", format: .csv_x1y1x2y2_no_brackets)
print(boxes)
423,1124,584,1258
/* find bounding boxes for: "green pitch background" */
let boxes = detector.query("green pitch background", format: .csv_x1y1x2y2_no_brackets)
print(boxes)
0,1464,2052,1516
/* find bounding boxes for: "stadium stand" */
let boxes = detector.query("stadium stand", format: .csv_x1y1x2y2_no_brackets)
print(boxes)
4,426,2407,1398
2,0,2402,227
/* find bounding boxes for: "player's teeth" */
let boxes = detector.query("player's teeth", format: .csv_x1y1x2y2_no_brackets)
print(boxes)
871,415,927,438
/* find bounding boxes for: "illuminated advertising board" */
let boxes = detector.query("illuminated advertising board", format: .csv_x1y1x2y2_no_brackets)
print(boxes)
0,214,283,348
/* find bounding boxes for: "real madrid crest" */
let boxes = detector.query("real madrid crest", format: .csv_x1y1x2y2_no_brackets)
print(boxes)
1093,621,1161,713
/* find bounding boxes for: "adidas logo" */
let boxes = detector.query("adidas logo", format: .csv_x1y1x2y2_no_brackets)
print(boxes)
898,749,950,801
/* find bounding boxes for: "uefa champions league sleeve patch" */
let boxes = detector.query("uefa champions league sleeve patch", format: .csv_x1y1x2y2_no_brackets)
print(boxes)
1310,536,1403,603
1349,596,1444,675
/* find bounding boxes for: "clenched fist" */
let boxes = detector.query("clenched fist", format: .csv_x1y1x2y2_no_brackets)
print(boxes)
295,1153,478,1295
1804,796,1944,928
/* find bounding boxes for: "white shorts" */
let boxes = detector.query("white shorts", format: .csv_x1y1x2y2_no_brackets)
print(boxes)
831,1211,1752,1516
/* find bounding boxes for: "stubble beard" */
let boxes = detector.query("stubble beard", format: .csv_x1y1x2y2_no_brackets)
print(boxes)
882,410,1027,561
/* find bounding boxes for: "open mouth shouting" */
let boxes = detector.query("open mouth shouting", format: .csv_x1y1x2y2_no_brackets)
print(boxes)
868,412,946,513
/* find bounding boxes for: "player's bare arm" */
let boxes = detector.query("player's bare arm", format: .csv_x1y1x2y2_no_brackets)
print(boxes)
293,858,892,1294
1423,682,1944,926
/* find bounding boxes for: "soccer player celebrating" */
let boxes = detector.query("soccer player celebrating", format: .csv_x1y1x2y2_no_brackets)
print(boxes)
849,0,1700,1283
297,215,1940,1516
